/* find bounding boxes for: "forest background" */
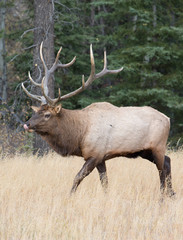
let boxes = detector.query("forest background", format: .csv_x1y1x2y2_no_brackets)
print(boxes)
0,0,183,155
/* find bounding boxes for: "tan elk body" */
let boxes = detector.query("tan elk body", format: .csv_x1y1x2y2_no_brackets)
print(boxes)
82,103,169,164
22,42,175,196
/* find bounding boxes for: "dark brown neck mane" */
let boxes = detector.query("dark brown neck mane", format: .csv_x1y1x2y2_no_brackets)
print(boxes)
39,109,86,157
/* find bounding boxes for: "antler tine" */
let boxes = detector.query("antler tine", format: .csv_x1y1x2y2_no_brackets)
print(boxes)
21,82,47,104
39,42,47,74
95,49,123,78
60,44,123,101
59,44,96,101
28,65,42,87
83,44,96,87
40,42,76,74
57,56,76,68
50,47,76,71
48,47,62,73
22,57,46,103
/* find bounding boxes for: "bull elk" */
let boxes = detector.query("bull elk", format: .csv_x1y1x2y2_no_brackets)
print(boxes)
22,42,175,197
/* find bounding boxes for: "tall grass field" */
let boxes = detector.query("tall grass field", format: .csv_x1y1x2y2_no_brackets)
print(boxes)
0,151,183,239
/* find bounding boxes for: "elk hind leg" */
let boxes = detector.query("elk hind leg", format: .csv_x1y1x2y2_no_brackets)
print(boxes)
164,155,175,197
152,150,167,195
137,149,166,194
70,157,96,194
139,150,175,197
96,161,108,192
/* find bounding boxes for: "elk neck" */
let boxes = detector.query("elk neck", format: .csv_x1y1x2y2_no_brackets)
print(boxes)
40,108,87,157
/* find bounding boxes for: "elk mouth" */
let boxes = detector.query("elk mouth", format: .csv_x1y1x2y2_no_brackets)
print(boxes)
23,124,35,133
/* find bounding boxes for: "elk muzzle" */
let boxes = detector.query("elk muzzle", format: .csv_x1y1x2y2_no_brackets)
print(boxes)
23,123,35,132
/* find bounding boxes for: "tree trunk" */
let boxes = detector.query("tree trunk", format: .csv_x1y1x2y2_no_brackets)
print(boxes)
0,0,7,102
98,5,105,36
170,11,175,26
132,15,138,32
152,2,157,28
33,0,55,155
90,2,95,26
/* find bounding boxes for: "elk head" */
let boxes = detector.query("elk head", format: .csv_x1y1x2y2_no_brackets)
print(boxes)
23,104,62,133
22,42,123,132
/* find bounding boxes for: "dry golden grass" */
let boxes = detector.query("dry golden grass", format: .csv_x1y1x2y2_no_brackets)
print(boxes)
0,151,183,240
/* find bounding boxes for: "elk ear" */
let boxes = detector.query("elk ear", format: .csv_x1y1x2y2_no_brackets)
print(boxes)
54,104,62,114
31,106,40,112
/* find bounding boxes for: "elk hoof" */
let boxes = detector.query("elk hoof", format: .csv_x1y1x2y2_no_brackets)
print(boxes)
167,190,176,199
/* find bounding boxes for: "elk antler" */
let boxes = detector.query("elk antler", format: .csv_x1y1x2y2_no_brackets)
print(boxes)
22,42,76,105
22,42,123,106
59,44,123,101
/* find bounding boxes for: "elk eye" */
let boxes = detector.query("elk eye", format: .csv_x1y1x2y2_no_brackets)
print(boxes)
44,113,51,119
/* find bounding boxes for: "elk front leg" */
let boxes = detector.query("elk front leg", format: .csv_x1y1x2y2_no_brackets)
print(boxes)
96,161,108,191
70,157,96,194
